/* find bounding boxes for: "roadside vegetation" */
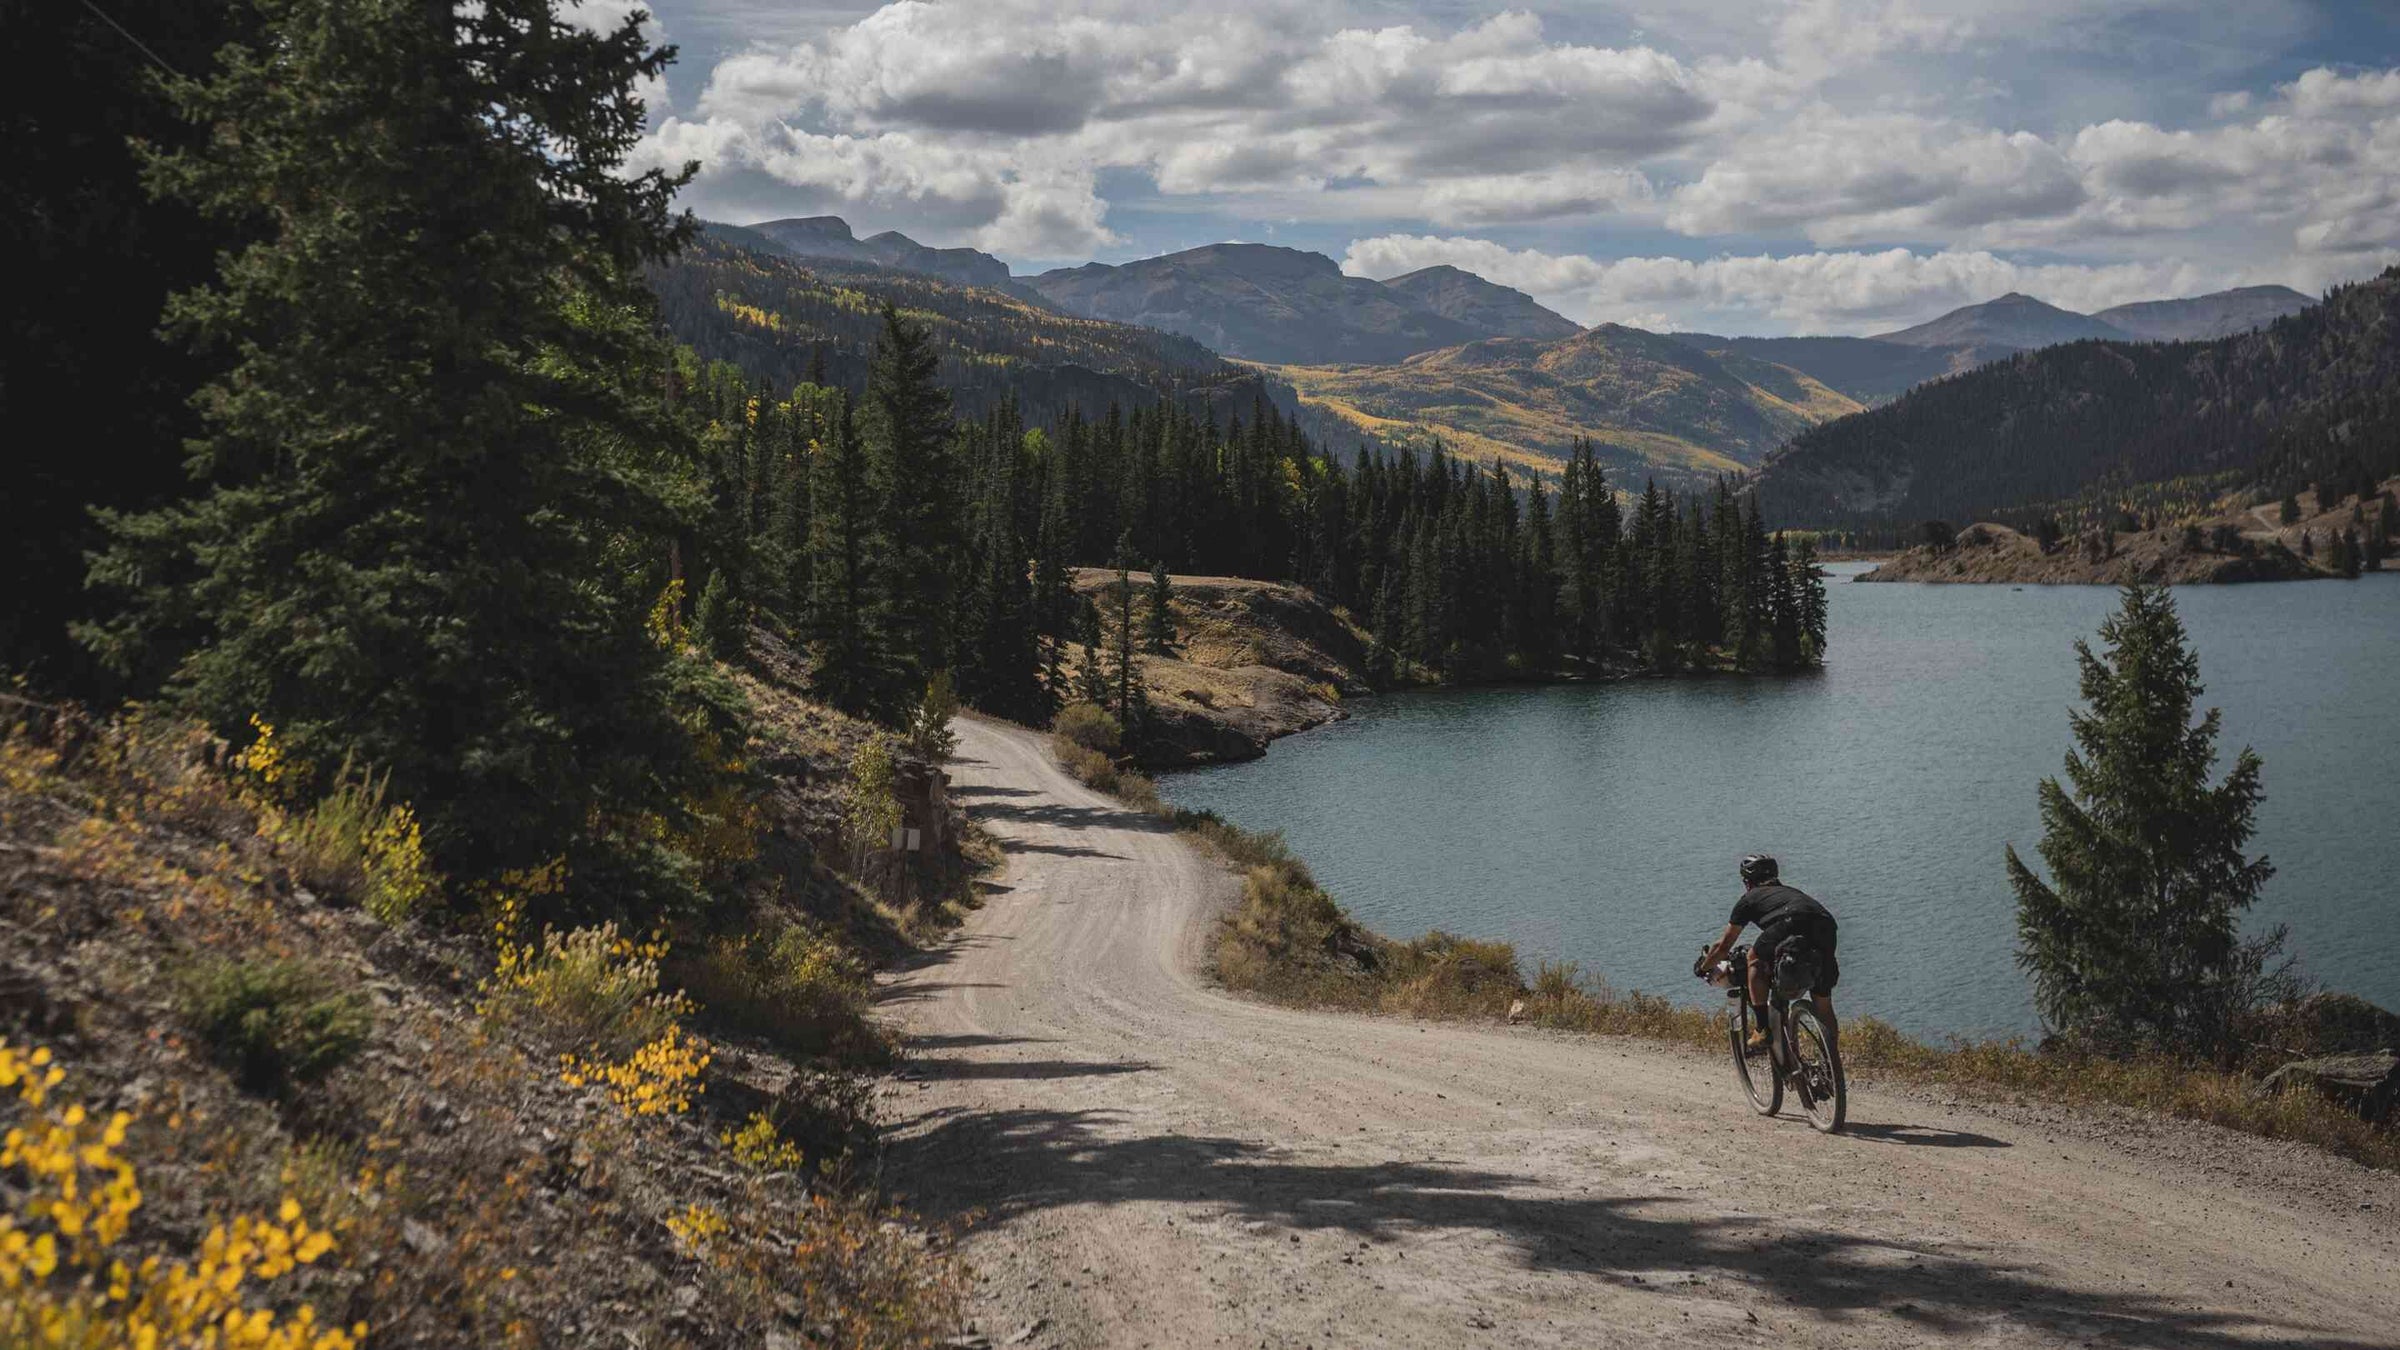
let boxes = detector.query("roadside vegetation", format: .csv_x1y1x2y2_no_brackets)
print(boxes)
1047,585,2400,1174
2,661,973,1345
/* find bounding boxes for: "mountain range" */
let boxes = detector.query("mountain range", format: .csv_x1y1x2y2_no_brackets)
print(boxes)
736,220,1581,364
742,216,1017,291
696,214,2324,491
660,224,1277,429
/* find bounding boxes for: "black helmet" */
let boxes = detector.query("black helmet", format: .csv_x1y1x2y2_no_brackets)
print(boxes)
1739,854,1779,886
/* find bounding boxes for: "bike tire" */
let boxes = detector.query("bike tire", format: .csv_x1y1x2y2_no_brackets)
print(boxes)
1729,1001,1781,1116
1787,1004,1846,1133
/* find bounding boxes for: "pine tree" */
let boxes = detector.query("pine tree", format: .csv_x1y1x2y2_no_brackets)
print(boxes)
862,305,958,681
81,0,728,894
955,413,1045,722
1072,599,1112,709
2006,585,2275,1058
694,567,745,660
807,396,907,720
1103,536,1149,739
1145,559,1178,655
1790,534,1828,666
2336,527,2362,578
2279,491,2302,525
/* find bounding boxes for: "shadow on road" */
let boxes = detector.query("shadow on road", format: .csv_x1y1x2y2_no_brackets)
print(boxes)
901,1059,1156,1082
902,1033,1051,1051
1841,1121,2012,1149
1000,839,1126,860
966,798,1176,836
872,981,1011,1007
887,1104,2366,1349
953,783,1040,799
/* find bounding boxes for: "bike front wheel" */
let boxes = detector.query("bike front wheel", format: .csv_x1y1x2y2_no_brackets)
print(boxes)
1786,1003,1846,1133
1729,1001,1781,1117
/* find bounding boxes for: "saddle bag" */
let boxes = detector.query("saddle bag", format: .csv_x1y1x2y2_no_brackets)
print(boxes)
1772,946,1818,1001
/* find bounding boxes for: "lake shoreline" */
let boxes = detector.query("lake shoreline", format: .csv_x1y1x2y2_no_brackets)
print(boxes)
1159,566,2400,1038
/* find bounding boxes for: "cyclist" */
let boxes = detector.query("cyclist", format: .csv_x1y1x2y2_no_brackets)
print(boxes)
1693,855,1839,1055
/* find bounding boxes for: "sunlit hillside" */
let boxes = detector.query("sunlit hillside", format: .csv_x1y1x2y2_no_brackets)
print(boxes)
1267,324,1862,487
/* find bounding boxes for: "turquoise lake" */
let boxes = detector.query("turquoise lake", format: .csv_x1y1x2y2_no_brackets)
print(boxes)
1162,564,2400,1039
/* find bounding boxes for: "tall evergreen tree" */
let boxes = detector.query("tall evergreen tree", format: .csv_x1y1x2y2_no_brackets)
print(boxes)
1145,559,1178,655
807,396,907,719
82,0,727,895
2006,585,2275,1058
955,411,1047,722
861,305,958,680
1103,535,1149,738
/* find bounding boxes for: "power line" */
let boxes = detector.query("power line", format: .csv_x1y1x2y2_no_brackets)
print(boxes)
77,0,182,79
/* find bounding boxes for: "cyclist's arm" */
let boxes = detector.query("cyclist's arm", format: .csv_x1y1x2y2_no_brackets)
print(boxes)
1696,921,1744,973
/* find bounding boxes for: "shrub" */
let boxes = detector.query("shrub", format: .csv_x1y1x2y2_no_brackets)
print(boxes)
723,1111,807,1171
0,1040,364,1349
173,956,372,1093
1215,862,1380,1005
903,671,959,760
1381,932,1523,1019
679,915,885,1062
1051,703,1120,756
481,921,684,1063
1054,741,1119,792
276,759,435,923
843,736,903,857
1112,769,1164,815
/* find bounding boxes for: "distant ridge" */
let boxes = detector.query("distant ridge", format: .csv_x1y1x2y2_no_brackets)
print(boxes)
2092,285,2313,340
741,216,1015,291
1872,291,2132,349
1026,243,1489,365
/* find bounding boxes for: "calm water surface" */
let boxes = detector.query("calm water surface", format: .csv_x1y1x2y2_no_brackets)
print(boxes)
1163,565,2400,1039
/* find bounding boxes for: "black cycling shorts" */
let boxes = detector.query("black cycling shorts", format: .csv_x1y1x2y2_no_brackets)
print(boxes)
1751,915,1839,996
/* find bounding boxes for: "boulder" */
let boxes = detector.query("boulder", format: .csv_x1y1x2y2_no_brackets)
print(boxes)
2260,1052,2399,1125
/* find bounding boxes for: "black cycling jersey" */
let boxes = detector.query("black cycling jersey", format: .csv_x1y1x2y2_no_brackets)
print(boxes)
1730,882,1831,931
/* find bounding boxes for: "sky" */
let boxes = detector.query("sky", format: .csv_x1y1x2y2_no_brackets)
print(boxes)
602,0,2400,335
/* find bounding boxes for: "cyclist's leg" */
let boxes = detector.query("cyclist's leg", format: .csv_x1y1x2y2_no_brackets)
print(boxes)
1808,921,1840,1045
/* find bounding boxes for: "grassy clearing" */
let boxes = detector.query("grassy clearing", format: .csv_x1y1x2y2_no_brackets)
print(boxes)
1042,711,2398,1173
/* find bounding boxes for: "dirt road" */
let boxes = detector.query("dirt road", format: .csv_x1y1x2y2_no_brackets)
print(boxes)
883,716,2400,1349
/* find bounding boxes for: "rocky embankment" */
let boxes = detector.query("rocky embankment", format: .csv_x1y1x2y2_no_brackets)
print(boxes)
1070,569,1371,767
1860,522,2321,584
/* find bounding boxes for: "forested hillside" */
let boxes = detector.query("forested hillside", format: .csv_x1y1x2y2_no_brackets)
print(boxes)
675,334,1830,730
1755,268,2400,529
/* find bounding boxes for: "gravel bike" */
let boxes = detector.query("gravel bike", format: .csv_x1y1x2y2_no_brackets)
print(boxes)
1698,944,1846,1133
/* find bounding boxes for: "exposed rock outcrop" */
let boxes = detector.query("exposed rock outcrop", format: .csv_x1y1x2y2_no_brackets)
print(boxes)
1069,570,1372,768
2262,1053,2400,1125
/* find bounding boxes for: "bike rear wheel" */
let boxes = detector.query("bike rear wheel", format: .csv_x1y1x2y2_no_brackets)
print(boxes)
1729,1001,1781,1116
1786,1004,1846,1133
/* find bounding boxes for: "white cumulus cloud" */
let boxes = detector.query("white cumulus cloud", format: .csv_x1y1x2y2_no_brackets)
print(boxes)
1342,235,2233,334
